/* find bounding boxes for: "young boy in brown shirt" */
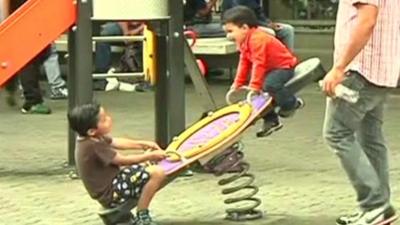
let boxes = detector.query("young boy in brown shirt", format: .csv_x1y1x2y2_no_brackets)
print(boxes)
68,103,166,225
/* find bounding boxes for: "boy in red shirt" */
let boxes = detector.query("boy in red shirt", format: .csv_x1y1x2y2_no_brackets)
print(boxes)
222,6,304,137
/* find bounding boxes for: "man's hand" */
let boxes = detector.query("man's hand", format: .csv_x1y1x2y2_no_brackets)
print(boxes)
322,67,346,97
268,22,283,31
127,23,145,36
147,150,167,161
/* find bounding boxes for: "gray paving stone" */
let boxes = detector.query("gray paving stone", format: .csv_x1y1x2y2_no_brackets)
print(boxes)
0,84,399,225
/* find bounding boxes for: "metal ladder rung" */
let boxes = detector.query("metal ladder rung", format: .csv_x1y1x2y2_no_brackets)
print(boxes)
92,72,145,79
92,36,145,42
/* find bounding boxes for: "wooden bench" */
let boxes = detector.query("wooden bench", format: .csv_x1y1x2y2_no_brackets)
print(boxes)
54,34,126,53
55,35,238,54
189,37,239,70
55,35,238,67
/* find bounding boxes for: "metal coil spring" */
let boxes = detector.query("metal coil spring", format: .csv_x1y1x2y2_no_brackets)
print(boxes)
216,143,263,221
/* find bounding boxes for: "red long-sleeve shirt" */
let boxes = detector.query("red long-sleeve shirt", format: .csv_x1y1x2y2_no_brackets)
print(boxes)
233,28,298,90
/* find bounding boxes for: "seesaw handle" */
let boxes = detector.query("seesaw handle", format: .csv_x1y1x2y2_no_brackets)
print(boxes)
165,150,188,162
246,89,263,104
225,86,252,105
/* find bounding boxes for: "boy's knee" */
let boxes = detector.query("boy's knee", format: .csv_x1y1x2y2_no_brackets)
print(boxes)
264,84,279,94
149,166,166,180
322,128,338,147
322,131,343,157
323,119,340,146
322,123,354,157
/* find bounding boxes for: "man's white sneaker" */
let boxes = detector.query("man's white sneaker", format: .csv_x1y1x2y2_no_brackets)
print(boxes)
336,205,397,225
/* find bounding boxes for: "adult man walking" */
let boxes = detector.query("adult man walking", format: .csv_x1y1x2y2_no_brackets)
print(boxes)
322,1,399,225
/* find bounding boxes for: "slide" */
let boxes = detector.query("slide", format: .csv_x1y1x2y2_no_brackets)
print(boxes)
0,0,76,86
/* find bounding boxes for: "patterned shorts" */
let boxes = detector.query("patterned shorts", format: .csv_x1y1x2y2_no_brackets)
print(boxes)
110,164,150,207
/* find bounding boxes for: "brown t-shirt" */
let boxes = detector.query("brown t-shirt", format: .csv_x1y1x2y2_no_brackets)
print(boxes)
75,136,119,207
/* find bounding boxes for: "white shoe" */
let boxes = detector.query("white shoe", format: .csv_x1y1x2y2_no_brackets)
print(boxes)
105,78,120,91
118,82,136,92
336,205,397,225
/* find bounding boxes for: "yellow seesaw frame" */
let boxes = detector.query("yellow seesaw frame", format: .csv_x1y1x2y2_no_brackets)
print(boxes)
166,102,254,161
143,26,157,85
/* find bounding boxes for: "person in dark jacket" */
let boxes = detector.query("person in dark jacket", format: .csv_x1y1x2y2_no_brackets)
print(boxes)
3,0,51,114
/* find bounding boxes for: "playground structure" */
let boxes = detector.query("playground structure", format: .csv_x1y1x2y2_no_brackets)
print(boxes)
0,0,187,162
0,0,326,224
0,0,76,85
0,0,223,163
99,57,325,225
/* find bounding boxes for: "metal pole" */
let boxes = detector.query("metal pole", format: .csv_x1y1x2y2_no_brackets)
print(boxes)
67,0,93,165
154,0,185,148
184,41,217,112
154,21,169,148
92,36,144,42
67,29,77,166
167,0,185,141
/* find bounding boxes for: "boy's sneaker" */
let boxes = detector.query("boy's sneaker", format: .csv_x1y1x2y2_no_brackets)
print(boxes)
179,169,194,177
128,213,138,225
278,97,305,118
50,86,68,99
136,209,158,225
21,103,51,114
256,120,283,138
336,205,397,225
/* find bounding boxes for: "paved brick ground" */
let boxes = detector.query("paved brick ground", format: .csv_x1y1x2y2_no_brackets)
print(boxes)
1,81,399,225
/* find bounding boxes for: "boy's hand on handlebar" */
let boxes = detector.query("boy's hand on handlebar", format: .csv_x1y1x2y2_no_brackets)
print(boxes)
249,87,261,93
147,150,167,161
230,84,240,91
230,84,247,91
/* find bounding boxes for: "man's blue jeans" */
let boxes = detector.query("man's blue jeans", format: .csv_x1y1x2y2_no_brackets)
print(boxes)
323,71,391,210
95,23,123,73
43,44,66,89
275,23,295,51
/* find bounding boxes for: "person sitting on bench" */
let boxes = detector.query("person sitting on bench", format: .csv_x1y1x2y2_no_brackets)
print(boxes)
94,22,150,92
184,0,227,38
68,103,167,225
222,6,304,137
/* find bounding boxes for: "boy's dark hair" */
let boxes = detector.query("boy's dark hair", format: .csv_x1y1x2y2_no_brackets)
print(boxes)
67,103,101,137
222,6,259,28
